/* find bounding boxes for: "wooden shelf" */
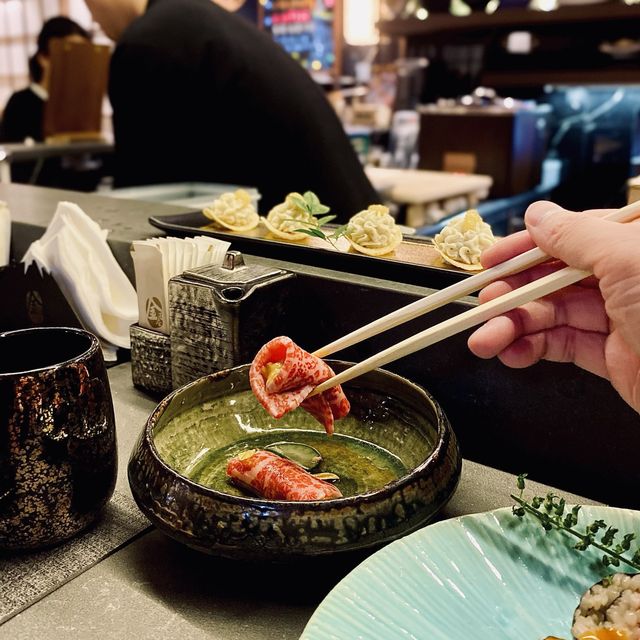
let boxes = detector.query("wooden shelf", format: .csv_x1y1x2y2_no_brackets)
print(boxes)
379,3,640,38
482,67,640,87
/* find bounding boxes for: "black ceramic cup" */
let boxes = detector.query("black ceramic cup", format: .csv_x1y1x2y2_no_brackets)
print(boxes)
0,327,117,550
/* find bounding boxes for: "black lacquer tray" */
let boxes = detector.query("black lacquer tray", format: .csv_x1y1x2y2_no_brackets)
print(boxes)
149,211,472,289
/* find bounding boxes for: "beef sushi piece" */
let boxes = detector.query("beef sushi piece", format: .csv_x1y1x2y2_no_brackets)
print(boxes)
571,573,640,640
249,336,350,435
226,449,342,501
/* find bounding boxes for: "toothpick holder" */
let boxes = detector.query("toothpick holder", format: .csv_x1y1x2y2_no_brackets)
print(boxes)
130,324,172,395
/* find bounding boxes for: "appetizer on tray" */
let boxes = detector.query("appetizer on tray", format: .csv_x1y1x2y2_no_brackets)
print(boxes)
345,204,403,256
203,189,259,232
433,209,496,271
262,191,329,241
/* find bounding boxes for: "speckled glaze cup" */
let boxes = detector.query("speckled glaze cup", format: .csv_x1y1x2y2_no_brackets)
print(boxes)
0,327,117,550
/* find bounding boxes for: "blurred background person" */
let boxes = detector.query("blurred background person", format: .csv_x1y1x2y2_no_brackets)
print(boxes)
0,16,92,186
83,0,379,220
0,17,91,145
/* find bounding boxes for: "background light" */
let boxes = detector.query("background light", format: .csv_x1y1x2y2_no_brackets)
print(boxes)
344,0,380,47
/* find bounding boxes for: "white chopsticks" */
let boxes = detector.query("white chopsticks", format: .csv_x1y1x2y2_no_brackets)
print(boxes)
311,201,640,396
312,244,549,358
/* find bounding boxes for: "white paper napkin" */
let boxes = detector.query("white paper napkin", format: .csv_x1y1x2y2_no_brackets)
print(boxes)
0,201,10,267
22,201,138,350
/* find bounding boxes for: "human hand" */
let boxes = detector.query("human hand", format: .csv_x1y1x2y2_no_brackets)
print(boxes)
467,201,640,413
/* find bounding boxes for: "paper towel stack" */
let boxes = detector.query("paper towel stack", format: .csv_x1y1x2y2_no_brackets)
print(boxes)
22,201,138,353
0,201,10,268
131,236,231,335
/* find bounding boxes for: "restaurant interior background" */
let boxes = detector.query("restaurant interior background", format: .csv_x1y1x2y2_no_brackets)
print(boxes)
3,5,640,635
2,0,640,233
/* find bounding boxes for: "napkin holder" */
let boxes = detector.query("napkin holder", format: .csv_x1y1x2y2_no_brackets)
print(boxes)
169,251,295,389
0,262,82,332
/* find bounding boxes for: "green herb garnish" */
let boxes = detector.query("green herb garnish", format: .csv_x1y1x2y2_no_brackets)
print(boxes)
284,192,350,249
511,474,640,572
292,219,350,250
290,191,330,216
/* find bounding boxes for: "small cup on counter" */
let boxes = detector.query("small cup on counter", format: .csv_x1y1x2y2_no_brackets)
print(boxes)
0,327,117,550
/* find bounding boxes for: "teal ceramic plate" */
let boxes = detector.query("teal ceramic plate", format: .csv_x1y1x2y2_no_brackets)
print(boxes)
301,506,640,639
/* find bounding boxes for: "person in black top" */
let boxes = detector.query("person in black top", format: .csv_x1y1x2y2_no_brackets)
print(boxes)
0,17,91,184
1,17,91,144
0,58,47,145
84,0,379,220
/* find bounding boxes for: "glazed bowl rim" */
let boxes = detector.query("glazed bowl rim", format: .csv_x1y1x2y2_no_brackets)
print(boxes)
0,326,100,378
138,361,452,510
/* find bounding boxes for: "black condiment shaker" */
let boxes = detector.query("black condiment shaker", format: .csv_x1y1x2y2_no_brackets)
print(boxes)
169,251,294,389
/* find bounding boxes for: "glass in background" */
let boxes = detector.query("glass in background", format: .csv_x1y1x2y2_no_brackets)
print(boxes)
543,85,640,210
389,109,420,168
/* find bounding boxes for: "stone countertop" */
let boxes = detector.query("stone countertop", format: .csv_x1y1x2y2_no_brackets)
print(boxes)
0,182,186,283
0,363,599,640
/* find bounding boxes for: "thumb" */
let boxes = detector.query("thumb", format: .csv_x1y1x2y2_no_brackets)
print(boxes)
524,201,633,276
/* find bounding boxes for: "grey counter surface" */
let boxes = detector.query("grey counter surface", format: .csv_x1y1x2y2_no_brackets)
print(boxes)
0,141,113,163
0,363,599,640
0,182,185,283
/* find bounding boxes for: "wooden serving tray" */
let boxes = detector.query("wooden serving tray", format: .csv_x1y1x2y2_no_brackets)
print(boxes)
149,211,473,289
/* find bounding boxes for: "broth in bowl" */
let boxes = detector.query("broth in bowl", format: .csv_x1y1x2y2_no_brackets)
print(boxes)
154,386,433,499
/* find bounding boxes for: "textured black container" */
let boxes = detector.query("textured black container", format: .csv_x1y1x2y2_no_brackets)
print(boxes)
130,323,172,395
0,327,117,550
168,252,294,389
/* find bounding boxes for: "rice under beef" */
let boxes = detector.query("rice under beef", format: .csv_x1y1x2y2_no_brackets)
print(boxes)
572,573,640,639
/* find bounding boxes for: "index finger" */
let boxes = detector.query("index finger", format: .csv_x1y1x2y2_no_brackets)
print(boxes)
480,230,535,269
480,204,617,269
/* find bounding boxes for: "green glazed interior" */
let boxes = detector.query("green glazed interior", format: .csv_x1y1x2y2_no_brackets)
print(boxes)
153,364,440,499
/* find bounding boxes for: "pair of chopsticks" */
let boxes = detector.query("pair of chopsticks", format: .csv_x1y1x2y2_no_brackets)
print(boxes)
311,202,640,395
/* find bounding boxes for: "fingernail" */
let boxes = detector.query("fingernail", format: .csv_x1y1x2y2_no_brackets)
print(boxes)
527,206,558,227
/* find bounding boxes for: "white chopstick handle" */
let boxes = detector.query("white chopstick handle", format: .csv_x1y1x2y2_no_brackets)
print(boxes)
313,246,548,359
312,265,590,396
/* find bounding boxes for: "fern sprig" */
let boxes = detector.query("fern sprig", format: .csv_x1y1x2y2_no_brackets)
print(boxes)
512,474,640,572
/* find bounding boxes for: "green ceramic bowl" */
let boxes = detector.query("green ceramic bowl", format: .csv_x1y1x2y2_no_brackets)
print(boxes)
128,362,461,560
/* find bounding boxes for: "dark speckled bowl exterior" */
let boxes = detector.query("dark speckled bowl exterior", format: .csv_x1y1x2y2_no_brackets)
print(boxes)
0,327,117,550
128,363,461,560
